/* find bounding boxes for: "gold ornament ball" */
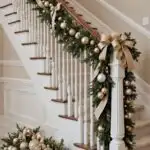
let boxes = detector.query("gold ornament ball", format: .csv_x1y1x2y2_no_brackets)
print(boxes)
60,22,67,29
44,1,49,7
97,73,106,83
75,32,81,39
81,36,89,45
69,28,76,36
13,138,18,144
20,142,28,150
94,47,100,53
101,87,108,94
126,89,132,95
97,92,104,99
90,40,95,45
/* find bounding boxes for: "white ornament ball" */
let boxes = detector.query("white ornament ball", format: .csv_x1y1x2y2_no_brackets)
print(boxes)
81,36,89,45
49,3,53,7
126,89,132,95
58,17,62,21
69,28,76,36
90,40,95,45
12,147,17,150
29,139,39,149
125,80,130,86
8,146,13,150
44,1,49,7
97,73,106,83
98,126,103,132
97,92,104,99
60,22,67,29
94,47,100,53
20,142,28,150
75,32,81,39
101,87,108,94
4,148,8,150
13,138,18,144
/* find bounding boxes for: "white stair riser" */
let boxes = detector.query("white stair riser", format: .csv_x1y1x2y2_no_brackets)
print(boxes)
1,6,14,15
4,14,18,23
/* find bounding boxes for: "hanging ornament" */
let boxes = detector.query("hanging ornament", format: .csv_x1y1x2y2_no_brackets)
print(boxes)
60,22,67,29
105,66,109,73
90,40,95,45
101,87,108,94
13,138,18,144
69,28,76,36
98,126,104,132
97,92,104,99
125,89,132,95
81,36,89,44
94,47,100,53
44,1,49,7
97,73,106,83
58,17,62,21
125,80,130,86
20,142,28,150
42,10,46,13
75,32,81,39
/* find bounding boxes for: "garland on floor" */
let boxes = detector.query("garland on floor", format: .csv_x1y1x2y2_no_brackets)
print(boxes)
27,0,141,149
0,124,64,150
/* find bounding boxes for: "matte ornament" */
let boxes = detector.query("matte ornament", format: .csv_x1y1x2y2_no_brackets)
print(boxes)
98,126,104,132
44,1,49,7
94,47,100,53
97,73,106,83
8,146,13,150
90,40,95,45
58,17,62,21
69,28,76,36
20,142,28,149
13,138,18,144
126,89,132,95
125,80,130,86
75,32,81,39
60,22,67,29
81,36,89,44
12,147,17,150
97,92,104,99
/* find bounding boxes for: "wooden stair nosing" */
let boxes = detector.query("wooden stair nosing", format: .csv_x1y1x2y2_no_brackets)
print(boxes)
14,30,29,34
58,115,78,121
44,86,58,91
22,42,37,46
51,99,75,103
30,57,46,60
74,143,96,150
0,3,12,9
8,20,20,25
5,12,17,16
37,72,52,76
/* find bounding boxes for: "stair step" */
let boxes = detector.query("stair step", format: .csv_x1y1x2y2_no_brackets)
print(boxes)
22,42,37,46
74,143,96,150
4,12,17,16
0,3,12,9
14,30,29,34
135,120,150,140
30,57,46,60
136,135,150,150
8,20,20,25
44,86,58,91
51,99,75,103
59,115,78,121
37,72,52,76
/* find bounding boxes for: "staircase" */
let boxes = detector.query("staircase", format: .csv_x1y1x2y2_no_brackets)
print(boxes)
0,0,150,150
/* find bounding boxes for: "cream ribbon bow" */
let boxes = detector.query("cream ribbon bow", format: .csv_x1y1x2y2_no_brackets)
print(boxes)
94,33,135,120
50,3,61,32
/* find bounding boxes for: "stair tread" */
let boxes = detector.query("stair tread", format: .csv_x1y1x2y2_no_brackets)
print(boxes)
37,72,52,76
59,115,78,121
8,20,20,24
30,57,46,60
51,99,75,103
74,143,96,150
5,12,17,16
136,120,150,128
136,135,150,147
22,42,37,45
14,30,29,34
44,86,58,90
0,3,12,9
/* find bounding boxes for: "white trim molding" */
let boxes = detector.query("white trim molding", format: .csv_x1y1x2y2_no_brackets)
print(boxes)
96,0,150,39
0,60,23,67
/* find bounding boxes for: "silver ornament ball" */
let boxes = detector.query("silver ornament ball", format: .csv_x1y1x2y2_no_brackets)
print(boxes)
69,28,76,36
75,32,81,39
97,92,104,99
60,22,67,29
44,1,49,7
90,40,95,45
81,36,89,45
97,73,106,83
98,126,103,132
126,89,132,95
58,17,62,21
94,47,100,53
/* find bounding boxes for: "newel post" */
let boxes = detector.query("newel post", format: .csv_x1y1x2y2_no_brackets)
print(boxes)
109,51,127,150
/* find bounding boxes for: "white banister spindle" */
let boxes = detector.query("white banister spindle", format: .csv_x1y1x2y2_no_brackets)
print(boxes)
74,58,78,118
90,65,95,148
97,137,100,150
54,37,58,86
79,54,84,143
84,51,88,145
67,84,73,116
109,51,126,150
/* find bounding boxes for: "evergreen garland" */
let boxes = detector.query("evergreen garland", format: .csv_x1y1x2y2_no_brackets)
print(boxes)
26,0,141,149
